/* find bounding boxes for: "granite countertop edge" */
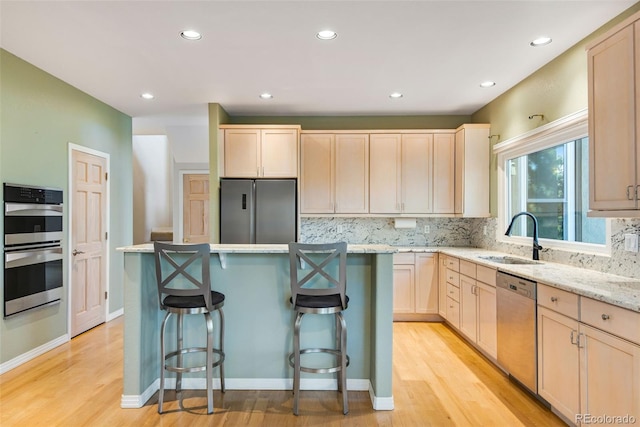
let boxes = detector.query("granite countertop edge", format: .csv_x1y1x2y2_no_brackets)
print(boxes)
116,243,398,254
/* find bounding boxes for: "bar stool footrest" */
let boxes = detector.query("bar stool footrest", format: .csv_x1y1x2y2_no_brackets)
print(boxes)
164,347,225,374
288,348,350,374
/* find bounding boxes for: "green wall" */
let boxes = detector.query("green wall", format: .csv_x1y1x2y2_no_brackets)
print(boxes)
472,2,640,214
0,49,133,364
228,115,470,130
208,103,230,243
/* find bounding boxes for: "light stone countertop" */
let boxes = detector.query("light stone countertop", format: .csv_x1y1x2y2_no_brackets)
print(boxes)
395,246,640,313
117,243,397,254
117,243,640,312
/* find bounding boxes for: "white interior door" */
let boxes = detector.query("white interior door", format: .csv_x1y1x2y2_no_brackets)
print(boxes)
71,149,108,337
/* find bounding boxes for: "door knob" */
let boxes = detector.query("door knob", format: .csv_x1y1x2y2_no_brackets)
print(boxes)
72,249,85,256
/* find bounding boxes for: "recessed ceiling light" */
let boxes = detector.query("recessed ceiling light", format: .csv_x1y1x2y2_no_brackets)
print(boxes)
317,30,337,40
140,92,154,100
180,30,202,40
530,36,552,47
479,81,496,88
259,93,273,100
389,92,403,99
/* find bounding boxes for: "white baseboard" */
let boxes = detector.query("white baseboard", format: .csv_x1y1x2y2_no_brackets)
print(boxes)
369,382,395,410
0,334,69,375
120,377,376,409
107,308,124,322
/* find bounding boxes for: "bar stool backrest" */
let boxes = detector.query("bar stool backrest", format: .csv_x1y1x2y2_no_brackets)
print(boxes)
288,242,348,309
153,242,212,311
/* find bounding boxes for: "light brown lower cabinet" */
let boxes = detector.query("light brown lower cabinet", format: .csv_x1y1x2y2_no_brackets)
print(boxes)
457,260,497,359
537,283,640,424
393,253,439,321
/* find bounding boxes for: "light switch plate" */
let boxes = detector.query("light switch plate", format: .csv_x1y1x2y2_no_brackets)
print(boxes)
624,234,638,252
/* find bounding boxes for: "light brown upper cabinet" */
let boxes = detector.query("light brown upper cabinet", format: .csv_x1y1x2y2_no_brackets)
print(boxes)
300,133,369,214
587,11,640,215
455,124,490,217
220,125,300,178
370,133,455,214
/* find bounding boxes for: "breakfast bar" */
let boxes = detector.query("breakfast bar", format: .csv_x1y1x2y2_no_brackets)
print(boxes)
118,244,396,410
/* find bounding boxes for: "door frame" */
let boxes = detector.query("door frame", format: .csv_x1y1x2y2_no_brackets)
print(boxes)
176,169,209,244
67,143,113,334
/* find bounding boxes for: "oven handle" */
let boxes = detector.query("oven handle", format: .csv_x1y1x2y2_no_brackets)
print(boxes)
5,247,63,268
5,203,63,215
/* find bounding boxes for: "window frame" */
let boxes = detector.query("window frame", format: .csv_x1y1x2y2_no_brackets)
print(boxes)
494,109,611,256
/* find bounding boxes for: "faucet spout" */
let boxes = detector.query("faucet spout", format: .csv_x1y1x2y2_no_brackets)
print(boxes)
505,211,542,260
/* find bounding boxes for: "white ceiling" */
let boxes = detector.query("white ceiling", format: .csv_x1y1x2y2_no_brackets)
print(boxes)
1,0,637,135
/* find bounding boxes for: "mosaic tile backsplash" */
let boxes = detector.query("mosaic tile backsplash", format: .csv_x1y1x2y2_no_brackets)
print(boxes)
300,217,640,279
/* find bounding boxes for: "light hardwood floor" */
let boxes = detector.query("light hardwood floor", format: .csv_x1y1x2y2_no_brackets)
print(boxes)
0,317,564,426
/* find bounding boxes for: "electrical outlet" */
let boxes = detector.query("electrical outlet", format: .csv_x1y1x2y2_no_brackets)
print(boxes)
483,226,488,236
337,225,344,234
624,234,638,252
424,225,430,234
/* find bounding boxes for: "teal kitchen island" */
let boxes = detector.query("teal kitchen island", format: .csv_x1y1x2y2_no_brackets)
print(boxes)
118,244,396,410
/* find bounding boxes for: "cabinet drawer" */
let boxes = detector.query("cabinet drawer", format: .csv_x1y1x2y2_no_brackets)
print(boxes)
537,283,579,319
476,265,496,287
459,260,476,278
446,297,460,329
393,253,415,265
581,298,640,345
446,270,460,287
446,257,459,272
446,282,460,302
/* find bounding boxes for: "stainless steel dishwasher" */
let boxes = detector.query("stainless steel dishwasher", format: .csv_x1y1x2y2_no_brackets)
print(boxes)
496,271,538,394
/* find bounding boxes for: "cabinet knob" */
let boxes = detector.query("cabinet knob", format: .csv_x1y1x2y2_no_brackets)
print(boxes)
550,296,558,302
601,314,610,321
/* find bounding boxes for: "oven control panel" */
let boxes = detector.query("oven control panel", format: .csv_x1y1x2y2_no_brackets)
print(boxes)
4,183,63,205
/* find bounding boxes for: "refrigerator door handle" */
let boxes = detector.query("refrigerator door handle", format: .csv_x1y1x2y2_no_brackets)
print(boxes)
242,194,247,209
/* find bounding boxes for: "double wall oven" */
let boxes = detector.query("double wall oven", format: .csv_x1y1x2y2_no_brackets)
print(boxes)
3,183,63,317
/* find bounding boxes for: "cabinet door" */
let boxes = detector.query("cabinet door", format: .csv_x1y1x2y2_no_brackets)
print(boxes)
224,129,260,177
580,323,640,421
476,282,497,359
401,134,432,213
393,264,415,314
335,134,369,213
369,134,401,213
415,253,438,314
261,129,298,177
589,25,637,210
438,255,448,318
459,275,477,341
537,307,580,421
300,134,334,213
432,133,455,213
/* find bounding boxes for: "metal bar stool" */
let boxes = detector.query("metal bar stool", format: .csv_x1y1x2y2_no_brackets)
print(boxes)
153,242,225,414
288,241,349,415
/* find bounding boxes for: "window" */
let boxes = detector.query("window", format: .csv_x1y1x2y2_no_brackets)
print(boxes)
495,110,609,254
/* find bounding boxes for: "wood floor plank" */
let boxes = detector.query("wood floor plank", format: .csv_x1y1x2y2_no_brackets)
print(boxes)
0,317,565,426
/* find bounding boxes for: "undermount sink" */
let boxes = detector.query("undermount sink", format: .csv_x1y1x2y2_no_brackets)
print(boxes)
478,255,542,265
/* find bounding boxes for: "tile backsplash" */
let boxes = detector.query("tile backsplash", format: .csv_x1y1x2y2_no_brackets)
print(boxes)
300,216,640,279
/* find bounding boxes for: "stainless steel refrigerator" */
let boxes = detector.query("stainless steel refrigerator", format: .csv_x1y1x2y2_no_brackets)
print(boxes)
220,179,297,244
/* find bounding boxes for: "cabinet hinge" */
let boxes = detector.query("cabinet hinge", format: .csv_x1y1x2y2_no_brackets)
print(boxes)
104,291,108,300
105,172,108,181
105,231,108,240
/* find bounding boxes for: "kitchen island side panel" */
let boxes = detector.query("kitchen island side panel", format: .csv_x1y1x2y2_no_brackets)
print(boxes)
121,250,394,409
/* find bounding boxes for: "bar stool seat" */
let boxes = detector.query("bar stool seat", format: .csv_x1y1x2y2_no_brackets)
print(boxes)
153,242,225,414
288,241,349,415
